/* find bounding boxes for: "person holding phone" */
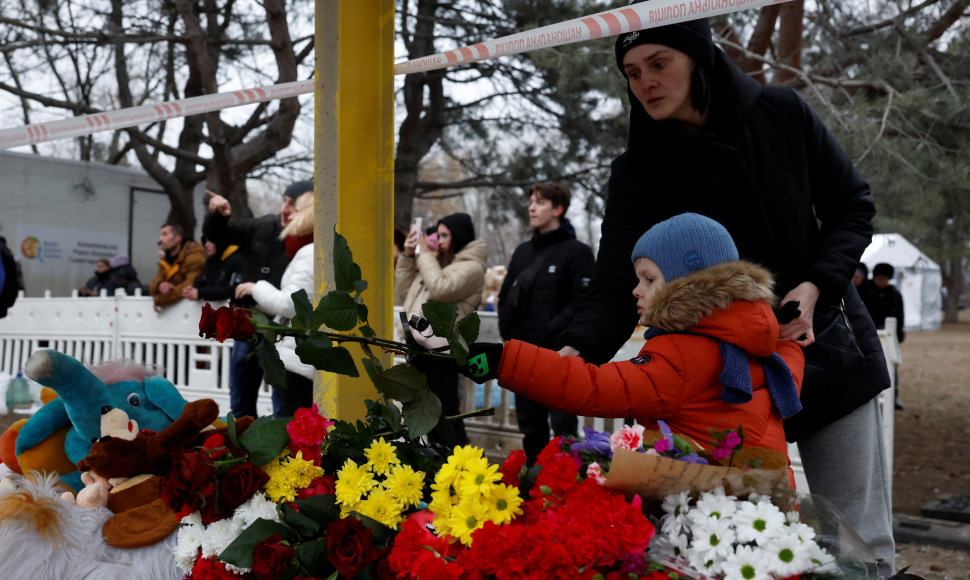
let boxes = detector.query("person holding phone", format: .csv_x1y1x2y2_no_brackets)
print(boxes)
395,213,487,445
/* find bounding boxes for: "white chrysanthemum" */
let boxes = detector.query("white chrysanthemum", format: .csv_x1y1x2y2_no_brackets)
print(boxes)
234,493,280,527
661,512,688,537
174,522,205,572
200,517,245,559
181,511,203,526
688,490,738,524
785,521,817,543
785,509,801,524
732,499,786,545
764,533,812,576
687,515,736,574
722,544,773,580
662,490,692,518
805,541,839,573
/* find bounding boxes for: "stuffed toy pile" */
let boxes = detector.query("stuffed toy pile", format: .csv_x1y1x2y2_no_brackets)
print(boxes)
0,349,249,579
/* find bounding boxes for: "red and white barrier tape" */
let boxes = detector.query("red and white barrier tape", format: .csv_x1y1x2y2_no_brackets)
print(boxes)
393,0,793,74
0,80,314,150
0,0,792,149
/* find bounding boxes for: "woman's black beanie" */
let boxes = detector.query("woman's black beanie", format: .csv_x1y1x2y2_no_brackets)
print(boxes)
614,0,715,75
437,213,476,253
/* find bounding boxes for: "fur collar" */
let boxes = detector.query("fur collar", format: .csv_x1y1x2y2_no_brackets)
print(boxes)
644,261,776,331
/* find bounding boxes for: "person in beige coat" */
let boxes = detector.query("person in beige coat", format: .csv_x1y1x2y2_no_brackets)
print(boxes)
395,212,487,444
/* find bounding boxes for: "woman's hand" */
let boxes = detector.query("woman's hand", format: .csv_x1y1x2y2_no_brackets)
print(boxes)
403,229,421,257
182,286,199,300
558,346,580,357
778,281,820,347
235,282,255,299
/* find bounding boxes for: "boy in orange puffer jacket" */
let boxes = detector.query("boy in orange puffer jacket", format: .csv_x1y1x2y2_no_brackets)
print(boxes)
464,213,804,462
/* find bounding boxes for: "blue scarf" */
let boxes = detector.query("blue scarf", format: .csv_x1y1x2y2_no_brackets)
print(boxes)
643,327,802,419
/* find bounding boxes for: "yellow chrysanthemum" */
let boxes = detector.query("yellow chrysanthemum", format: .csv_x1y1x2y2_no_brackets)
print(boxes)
485,483,524,525
364,437,401,476
444,496,491,545
357,488,405,528
446,445,483,471
335,458,377,506
383,464,426,507
432,462,460,490
260,450,324,503
457,458,500,498
282,450,325,486
428,487,458,518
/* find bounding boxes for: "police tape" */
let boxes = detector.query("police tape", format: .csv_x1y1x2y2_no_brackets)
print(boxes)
0,0,792,149
393,0,793,74
0,79,314,150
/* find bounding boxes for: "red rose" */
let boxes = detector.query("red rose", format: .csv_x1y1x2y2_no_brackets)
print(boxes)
199,303,219,338
206,305,256,342
219,462,270,512
252,533,295,580
232,307,256,339
326,517,377,578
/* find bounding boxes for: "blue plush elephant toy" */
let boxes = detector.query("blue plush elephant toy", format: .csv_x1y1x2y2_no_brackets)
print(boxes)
12,349,189,491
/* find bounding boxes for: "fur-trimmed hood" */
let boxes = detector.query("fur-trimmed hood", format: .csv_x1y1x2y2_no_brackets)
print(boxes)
645,260,780,356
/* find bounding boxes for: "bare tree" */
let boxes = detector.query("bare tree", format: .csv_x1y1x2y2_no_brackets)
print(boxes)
0,0,314,234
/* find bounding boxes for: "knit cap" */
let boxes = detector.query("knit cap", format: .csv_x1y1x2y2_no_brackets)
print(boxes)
631,213,738,281
873,263,894,278
283,179,313,201
614,1,715,75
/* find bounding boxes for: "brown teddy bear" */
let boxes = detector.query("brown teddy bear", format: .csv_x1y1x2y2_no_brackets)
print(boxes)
72,399,254,549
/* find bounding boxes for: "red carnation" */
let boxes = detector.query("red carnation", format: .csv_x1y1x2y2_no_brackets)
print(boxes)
499,449,526,486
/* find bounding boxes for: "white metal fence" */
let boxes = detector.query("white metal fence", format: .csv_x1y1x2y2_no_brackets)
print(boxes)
1,294,897,493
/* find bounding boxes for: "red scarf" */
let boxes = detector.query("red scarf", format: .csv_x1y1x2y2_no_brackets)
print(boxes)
285,233,314,258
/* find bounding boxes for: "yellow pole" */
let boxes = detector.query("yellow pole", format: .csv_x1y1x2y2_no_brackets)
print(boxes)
314,0,395,420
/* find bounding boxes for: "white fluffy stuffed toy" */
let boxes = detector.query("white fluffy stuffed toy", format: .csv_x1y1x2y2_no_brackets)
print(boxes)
0,466,180,579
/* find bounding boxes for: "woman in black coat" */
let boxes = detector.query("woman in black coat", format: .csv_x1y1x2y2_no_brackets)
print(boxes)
558,14,894,574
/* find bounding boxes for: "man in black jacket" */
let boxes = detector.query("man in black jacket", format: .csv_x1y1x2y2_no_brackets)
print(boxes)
203,180,312,418
498,183,594,464
863,263,906,409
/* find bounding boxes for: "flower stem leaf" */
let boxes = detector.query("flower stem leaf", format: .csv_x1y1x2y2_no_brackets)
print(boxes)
421,301,458,340
258,338,289,389
294,492,341,522
280,502,323,537
294,537,331,577
312,292,360,332
239,416,292,465
218,517,291,568
371,363,427,402
333,230,365,294
291,288,315,331
402,388,442,438
296,343,359,377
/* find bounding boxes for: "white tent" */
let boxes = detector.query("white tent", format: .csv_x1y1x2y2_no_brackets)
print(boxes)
861,233,942,331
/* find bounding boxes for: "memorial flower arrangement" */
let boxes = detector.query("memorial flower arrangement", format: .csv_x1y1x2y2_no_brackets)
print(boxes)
179,232,858,579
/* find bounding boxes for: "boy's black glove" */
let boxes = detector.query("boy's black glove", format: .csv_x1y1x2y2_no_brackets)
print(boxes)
462,342,504,383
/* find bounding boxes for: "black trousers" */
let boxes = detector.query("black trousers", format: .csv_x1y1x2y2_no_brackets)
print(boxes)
515,394,578,465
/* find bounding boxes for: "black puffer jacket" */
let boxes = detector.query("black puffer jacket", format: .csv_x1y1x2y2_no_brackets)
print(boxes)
194,246,245,301
203,212,290,308
558,49,889,441
498,220,594,347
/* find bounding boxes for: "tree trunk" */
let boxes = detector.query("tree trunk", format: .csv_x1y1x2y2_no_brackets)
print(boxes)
394,0,446,230
776,1,804,85
942,257,964,323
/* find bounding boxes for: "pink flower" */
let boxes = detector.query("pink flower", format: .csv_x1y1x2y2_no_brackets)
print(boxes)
586,462,607,485
610,424,645,451
652,437,670,454
725,431,742,449
712,447,731,461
